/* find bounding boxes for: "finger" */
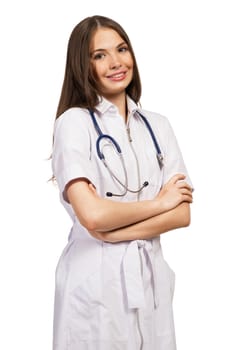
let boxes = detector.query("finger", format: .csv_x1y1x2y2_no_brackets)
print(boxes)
182,191,193,201
180,186,193,194
179,191,193,202
168,173,186,184
176,181,193,191
182,195,193,203
181,189,193,198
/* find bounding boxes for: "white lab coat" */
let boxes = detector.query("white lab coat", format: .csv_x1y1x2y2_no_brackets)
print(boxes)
52,97,193,349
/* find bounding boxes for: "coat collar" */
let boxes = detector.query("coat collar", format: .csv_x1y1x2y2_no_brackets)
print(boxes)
95,96,139,116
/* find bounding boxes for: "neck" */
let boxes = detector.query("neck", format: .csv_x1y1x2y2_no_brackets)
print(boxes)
104,92,128,122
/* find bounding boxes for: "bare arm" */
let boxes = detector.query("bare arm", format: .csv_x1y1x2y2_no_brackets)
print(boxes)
66,174,193,232
89,202,191,242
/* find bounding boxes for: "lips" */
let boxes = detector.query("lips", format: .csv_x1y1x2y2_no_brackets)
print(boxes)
107,71,127,81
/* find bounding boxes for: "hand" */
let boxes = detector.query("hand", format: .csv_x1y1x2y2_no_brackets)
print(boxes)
156,174,193,211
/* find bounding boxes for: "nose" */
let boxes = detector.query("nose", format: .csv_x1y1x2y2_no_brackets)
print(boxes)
109,53,121,70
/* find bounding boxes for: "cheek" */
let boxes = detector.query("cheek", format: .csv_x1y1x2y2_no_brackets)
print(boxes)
125,53,134,68
93,62,106,80
90,64,107,94
126,58,134,79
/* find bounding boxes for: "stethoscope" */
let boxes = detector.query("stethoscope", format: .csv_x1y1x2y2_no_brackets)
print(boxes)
89,110,164,197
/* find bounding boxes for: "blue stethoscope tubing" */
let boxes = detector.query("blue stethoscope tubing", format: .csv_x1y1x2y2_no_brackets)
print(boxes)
88,109,164,197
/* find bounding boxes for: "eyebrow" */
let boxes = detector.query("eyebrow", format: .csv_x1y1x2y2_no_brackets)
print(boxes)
90,41,127,55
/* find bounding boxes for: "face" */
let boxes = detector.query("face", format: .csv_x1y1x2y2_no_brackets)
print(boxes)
90,28,134,100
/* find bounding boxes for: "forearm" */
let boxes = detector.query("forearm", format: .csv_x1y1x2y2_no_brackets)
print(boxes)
67,174,192,233
82,197,165,232
91,202,191,242
67,180,168,232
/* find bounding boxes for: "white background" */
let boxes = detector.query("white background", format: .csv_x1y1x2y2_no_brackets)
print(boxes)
0,0,233,349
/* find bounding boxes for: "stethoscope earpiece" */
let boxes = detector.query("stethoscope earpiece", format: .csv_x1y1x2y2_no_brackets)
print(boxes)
106,192,113,197
106,181,149,198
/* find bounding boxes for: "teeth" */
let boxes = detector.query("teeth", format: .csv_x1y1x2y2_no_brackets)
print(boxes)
110,73,125,78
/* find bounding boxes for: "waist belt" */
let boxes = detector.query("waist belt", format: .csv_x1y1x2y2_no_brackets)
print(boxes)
122,239,160,309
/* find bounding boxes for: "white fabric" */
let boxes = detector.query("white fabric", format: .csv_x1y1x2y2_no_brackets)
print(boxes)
122,239,159,309
52,96,192,349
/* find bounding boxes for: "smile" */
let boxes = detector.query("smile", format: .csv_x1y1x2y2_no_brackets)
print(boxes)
107,71,127,81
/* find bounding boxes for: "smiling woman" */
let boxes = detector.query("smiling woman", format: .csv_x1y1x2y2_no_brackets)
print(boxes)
90,28,134,110
51,15,193,350
55,15,141,119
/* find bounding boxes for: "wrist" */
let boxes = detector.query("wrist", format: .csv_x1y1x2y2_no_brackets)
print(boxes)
152,197,167,215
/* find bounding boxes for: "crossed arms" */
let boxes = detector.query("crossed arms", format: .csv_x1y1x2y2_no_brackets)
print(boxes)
66,174,193,243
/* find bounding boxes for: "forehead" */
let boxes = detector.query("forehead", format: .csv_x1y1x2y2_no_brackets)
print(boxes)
90,28,124,51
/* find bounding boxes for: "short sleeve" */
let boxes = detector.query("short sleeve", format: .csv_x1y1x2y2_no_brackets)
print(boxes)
162,117,193,189
52,108,96,202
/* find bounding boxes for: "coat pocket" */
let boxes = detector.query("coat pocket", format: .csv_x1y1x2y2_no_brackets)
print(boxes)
68,258,129,343
68,268,103,342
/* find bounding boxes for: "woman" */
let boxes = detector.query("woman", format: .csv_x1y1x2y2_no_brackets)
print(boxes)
52,15,193,350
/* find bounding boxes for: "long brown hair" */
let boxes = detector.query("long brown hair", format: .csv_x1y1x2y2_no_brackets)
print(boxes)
56,15,142,119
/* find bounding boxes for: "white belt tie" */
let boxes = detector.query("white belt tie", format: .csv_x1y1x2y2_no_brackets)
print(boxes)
122,239,159,309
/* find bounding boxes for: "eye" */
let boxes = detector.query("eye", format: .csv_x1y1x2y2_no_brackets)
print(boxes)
93,52,105,60
118,46,129,53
